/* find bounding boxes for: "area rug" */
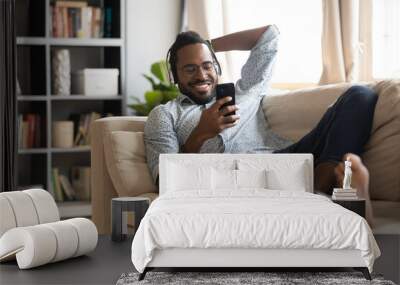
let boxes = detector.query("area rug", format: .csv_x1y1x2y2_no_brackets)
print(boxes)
116,271,395,285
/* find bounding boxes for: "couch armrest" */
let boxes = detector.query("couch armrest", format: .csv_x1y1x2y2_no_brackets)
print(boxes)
91,116,147,234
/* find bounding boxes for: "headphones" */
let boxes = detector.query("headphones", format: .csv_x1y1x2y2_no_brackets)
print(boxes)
166,40,222,85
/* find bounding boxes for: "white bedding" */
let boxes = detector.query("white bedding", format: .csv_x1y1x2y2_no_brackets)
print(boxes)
131,190,380,273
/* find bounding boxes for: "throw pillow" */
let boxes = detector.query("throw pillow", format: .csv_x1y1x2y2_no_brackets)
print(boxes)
103,131,157,197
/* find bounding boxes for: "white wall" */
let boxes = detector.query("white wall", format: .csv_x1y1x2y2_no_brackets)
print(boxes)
126,0,181,114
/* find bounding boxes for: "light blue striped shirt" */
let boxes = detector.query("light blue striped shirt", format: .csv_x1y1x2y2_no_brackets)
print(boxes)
144,25,292,182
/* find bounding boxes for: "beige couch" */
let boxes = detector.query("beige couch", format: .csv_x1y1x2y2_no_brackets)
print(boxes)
91,80,400,235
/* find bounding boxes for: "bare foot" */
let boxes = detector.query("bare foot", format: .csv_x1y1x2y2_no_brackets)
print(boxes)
334,153,374,227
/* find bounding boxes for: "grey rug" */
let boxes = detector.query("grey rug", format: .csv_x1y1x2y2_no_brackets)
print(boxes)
116,271,396,285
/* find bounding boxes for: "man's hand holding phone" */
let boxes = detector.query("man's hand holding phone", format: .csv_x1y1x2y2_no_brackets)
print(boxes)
196,83,239,139
196,96,240,139
182,83,239,153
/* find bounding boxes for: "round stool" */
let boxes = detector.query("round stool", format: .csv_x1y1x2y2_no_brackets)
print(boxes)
111,197,150,242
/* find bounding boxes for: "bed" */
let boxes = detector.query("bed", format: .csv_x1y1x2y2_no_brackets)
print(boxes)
131,154,380,280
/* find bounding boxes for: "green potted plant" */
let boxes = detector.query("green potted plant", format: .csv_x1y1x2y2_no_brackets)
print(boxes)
128,61,179,116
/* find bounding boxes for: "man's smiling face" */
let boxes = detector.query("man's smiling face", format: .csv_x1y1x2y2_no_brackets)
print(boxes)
175,43,218,105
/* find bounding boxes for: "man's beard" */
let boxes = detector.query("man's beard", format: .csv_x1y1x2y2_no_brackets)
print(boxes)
179,80,216,105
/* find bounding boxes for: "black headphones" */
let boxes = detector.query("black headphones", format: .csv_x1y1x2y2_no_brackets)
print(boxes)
166,40,222,85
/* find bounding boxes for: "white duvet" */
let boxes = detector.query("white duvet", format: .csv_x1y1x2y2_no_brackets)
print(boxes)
131,190,380,273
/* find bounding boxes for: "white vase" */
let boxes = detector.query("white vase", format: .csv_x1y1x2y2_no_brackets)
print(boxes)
52,49,71,95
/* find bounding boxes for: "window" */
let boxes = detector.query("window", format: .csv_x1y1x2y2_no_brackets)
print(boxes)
223,0,323,85
372,0,400,79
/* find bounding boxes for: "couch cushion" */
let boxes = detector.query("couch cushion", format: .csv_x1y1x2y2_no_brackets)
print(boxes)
104,131,157,197
264,80,400,201
364,80,400,201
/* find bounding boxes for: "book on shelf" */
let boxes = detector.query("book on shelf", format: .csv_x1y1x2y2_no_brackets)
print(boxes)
332,192,358,197
70,112,110,146
52,168,64,202
332,196,360,200
21,121,29,148
104,6,112,38
333,188,357,193
50,1,105,38
18,113,42,149
71,166,91,201
332,187,359,200
332,189,359,200
52,167,83,202
26,114,35,148
59,174,76,200
80,7,92,38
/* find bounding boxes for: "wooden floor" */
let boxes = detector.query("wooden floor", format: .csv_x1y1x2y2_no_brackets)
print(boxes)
0,235,398,284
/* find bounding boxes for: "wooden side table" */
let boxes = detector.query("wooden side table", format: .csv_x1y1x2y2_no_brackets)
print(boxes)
111,197,150,242
332,198,366,218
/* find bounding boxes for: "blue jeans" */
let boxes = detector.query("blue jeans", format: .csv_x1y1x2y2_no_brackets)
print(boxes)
274,85,378,166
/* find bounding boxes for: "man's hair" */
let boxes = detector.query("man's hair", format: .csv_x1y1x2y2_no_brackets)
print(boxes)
166,31,221,84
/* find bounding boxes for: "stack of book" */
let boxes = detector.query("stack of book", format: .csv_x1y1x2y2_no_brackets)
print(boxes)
52,166,91,202
51,1,112,38
70,112,112,146
332,188,358,200
18,113,42,148
70,112,100,146
71,166,91,201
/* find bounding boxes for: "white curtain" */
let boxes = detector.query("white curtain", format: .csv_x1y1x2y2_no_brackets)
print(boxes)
184,0,373,85
319,0,373,84
183,0,234,83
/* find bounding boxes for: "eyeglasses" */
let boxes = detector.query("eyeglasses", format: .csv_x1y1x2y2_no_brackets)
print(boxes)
181,61,216,76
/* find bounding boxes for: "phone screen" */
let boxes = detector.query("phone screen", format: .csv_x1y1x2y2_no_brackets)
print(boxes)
216,83,235,116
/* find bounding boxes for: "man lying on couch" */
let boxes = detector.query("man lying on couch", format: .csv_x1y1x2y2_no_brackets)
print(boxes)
144,25,378,225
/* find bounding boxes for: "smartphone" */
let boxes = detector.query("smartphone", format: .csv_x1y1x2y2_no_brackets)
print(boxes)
216,83,235,116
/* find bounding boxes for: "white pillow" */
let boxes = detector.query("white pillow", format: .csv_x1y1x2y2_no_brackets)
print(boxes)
212,169,236,190
237,169,268,189
212,169,268,190
238,159,309,192
167,162,212,192
266,167,307,191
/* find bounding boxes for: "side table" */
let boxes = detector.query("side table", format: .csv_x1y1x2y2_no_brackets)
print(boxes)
111,197,150,242
332,198,366,218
